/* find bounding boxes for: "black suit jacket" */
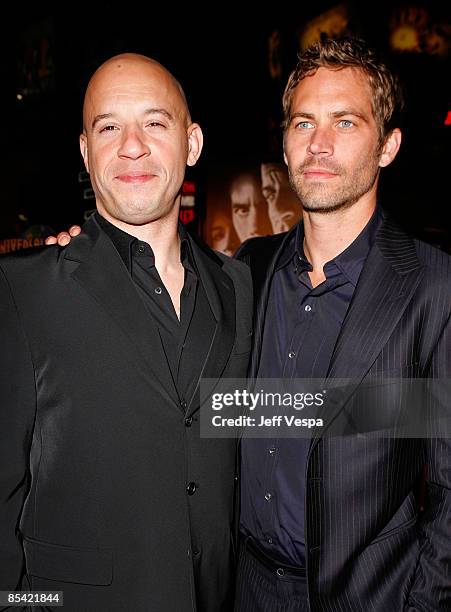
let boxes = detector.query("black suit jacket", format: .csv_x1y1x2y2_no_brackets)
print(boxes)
237,215,451,611
0,216,253,611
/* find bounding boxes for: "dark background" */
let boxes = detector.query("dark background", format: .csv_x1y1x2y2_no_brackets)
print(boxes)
5,1,451,248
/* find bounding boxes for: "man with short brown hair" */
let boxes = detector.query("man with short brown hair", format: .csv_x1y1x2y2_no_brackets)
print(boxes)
235,37,450,611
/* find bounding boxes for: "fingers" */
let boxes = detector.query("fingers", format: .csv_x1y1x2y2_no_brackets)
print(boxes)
56,233,71,246
45,225,82,247
69,226,82,237
44,232,71,246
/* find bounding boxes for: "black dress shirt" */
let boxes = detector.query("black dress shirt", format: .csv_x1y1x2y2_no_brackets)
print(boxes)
240,208,382,566
95,212,215,407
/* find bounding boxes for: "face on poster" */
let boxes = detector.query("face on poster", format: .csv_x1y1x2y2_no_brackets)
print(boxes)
204,162,302,255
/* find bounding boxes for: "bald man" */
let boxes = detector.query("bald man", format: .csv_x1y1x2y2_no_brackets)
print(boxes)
0,54,252,611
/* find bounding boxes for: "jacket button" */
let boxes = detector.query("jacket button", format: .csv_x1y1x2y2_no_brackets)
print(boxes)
185,416,193,427
186,482,197,495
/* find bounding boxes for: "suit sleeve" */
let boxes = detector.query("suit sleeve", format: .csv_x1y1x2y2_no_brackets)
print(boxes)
406,314,451,611
0,266,36,590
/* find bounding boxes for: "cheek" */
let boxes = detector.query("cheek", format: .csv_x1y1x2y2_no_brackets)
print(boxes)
286,151,305,174
89,147,111,176
351,143,380,174
217,235,228,249
268,206,278,220
161,140,188,169
232,214,243,230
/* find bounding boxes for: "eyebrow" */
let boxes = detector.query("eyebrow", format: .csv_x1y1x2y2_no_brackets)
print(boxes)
290,109,369,122
91,108,174,130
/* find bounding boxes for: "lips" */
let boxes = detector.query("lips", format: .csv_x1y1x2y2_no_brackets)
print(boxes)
115,172,154,184
302,169,338,179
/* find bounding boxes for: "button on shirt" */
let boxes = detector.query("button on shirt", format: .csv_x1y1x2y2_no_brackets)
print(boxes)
240,208,382,567
95,212,215,404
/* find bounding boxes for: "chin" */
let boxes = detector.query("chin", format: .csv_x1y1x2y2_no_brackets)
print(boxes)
118,203,169,224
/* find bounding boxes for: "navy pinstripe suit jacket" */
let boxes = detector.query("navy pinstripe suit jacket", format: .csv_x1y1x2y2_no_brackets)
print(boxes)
236,214,450,611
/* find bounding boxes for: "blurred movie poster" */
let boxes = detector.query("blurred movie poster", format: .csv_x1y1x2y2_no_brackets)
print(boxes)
16,17,55,100
204,161,302,256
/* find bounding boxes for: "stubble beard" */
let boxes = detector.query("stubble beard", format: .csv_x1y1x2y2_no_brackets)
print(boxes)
288,151,380,215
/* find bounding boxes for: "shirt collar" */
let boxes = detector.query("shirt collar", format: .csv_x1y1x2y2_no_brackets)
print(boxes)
95,212,195,275
178,221,197,275
95,212,134,270
276,206,383,286
329,206,382,286
276,224,303,271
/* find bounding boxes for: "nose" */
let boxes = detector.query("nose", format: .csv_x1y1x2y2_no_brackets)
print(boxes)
244,205,258,236
253,202,272,235
307,126,334,157
117,126,150,160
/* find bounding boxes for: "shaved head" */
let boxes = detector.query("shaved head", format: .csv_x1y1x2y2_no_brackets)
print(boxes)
83,53,191,132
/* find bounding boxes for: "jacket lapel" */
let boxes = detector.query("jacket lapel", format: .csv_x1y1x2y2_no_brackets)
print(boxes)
310,219,424,448
185,235,236,416
65,216,179,406
249,227,297,378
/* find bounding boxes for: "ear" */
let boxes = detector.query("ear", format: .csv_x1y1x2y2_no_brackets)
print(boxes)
283,150,288,166
187,123,203,167
379,128,402,168
79,133,90,173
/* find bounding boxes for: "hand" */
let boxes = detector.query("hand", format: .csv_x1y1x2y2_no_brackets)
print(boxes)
45,225,82,246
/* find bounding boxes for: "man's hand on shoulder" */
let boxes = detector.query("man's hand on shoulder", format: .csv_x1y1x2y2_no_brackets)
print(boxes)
45,225,82,246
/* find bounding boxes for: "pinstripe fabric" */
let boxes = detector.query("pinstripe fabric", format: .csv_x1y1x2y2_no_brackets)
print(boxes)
235,545,309,611
236,216,451,611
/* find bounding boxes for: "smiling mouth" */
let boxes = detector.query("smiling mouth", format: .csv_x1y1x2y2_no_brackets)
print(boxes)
115,173,155,184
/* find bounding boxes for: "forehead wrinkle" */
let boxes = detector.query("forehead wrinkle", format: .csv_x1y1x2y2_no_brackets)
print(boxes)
90,108,176,131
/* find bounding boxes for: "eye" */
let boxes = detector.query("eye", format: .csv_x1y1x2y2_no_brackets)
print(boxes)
212,227,226,241
338,119,354,128
232,205,250,217
146,121,166,129
263,187,276,203
295,121,314,129
99,124,118,133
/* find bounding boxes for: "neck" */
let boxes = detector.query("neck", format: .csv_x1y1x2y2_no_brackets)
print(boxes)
99,203,182,272
302,194,377,285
